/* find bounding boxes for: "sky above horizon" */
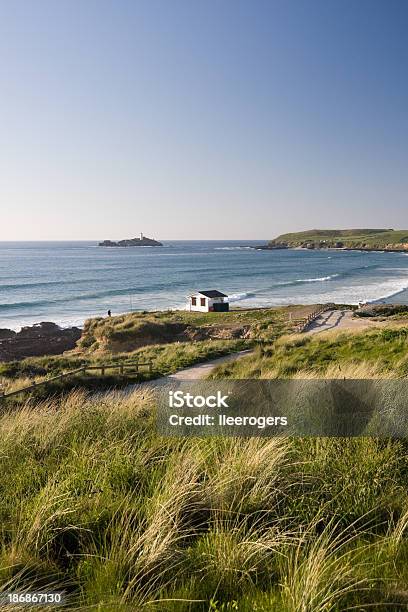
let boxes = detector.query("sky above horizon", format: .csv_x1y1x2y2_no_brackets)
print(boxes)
1,0,407,240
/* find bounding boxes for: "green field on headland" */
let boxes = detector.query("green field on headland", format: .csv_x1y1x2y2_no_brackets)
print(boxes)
269,228,408,250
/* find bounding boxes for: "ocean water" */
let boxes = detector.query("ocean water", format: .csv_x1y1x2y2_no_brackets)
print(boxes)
1,240,408,330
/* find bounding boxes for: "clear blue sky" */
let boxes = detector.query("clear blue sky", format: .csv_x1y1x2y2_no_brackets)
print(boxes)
1,0,407,240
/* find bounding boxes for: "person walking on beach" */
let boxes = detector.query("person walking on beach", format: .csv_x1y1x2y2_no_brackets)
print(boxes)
107,309,111,317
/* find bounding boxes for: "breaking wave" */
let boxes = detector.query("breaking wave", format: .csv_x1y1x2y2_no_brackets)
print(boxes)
214,246,254,251
295,274,339,283
228,292,256,301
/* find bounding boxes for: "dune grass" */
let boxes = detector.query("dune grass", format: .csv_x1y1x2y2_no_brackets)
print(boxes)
78,307,289,352
3,323,408,608
211,326,408,380
0,338,250,404
0,305,293,400
1,387,408,610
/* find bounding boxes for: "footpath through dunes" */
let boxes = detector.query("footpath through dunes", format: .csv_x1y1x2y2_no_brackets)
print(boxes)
127,350,253,391
3,304,393,402
305,309,380,335
163,349,253,380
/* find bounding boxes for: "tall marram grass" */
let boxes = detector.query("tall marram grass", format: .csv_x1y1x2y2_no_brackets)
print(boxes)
1,387,408,610
211,325,408,379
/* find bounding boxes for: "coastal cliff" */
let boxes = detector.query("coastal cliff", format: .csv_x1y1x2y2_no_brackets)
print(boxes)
262,229,408,252
99,235,163,247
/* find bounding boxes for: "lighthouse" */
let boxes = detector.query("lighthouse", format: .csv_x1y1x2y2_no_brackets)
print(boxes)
140,232,143,241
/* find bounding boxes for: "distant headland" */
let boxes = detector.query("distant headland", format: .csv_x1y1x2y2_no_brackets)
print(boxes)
254,229,408,252
99,233,163,247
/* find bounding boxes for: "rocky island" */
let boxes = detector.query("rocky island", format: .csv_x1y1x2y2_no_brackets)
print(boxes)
256,229,408,252
99,233,163,247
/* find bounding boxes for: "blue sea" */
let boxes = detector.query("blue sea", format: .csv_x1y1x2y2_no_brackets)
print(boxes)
1,240,408,330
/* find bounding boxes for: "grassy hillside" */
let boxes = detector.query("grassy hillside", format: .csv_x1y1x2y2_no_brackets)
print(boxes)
2,330,408,608
0,338,250,402
212,325,408,379
270,228,408,249
78,307,291,352
0,306,313,401
4,317,408,608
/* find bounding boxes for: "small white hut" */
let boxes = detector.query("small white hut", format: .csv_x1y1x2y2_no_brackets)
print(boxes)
188,290,229,313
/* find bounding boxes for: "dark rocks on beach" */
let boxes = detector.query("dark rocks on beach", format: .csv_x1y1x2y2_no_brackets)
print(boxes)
0,329,17,339
0,322,82,362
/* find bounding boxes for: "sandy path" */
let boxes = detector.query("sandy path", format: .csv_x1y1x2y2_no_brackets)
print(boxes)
305,309,378,335
130,311,371,390
127,350,253,391
165,349,253,380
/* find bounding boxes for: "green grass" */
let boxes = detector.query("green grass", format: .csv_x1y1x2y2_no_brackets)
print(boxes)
211,326,408,379
1,391,408,609
78,307,288,352
4,320,408,608
270,228,408,248
0,306,293,401
0,339,249,403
